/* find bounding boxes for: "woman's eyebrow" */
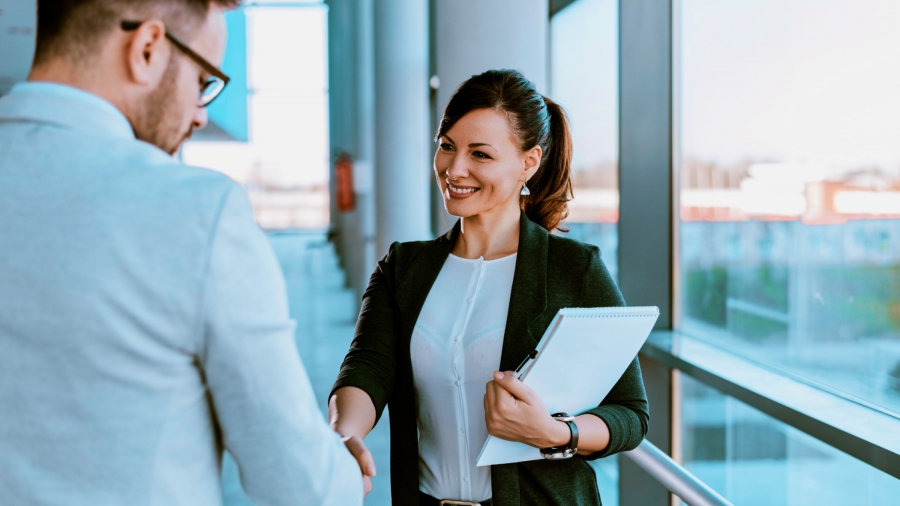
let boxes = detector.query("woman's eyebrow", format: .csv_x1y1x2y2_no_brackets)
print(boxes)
469,143,493,148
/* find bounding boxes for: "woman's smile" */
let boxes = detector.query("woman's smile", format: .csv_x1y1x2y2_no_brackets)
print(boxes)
446,180,482,199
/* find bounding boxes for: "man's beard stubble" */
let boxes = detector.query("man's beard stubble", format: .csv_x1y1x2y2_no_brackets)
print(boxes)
134,59,194,155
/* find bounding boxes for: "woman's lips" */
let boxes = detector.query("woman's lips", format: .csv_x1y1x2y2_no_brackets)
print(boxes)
447,181,481,199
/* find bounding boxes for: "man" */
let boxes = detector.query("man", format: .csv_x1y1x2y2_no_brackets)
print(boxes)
0,1,370,504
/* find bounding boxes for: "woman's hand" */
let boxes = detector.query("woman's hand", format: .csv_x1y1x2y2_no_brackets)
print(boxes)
342,435,375,497
483,371,571,449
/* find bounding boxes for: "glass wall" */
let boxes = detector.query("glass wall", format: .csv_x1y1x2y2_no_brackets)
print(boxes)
551,0,619,280
183,4,331,230
680,374,900,504
678,0,900,415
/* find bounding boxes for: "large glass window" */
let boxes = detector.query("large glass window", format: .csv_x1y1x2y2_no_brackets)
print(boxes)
681,374,900,504
183,3,330,230
551,0,619,280
679,0,900,415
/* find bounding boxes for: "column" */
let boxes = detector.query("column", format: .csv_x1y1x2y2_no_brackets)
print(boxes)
327,0,377,298
373,0,432,257
618,0,675,505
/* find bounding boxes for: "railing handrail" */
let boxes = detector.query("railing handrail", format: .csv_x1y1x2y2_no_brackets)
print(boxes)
623,440,734,506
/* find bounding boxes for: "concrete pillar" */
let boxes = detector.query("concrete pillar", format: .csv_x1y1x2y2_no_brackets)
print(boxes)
431,0,549,234
327,0,377,299
373,0,432,257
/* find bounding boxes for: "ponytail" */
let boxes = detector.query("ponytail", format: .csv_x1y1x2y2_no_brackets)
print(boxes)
521,97,573,232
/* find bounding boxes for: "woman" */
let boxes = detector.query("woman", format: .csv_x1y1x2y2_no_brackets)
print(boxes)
330,69,648,506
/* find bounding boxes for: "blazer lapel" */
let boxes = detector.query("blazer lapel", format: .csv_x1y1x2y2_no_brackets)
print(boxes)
498,214,549,371
394,222,459,334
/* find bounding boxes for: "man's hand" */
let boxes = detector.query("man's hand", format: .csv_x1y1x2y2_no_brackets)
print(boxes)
483,371,571,449
342,435,375,497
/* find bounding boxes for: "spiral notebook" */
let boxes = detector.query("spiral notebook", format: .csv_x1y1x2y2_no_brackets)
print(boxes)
476,306,659,467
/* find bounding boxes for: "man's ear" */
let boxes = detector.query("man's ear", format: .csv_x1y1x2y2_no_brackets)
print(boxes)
125,20,170,86
523,145,543,182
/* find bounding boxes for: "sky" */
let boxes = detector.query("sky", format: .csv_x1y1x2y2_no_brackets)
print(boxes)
681,0,900,175
549,0,900,179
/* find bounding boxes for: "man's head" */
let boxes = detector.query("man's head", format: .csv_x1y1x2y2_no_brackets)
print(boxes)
31,0,240,154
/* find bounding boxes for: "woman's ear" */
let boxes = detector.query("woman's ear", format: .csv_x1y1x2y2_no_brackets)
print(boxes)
523,145,543,182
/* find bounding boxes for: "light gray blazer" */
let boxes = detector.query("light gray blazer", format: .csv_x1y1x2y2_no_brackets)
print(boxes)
0,82,361,506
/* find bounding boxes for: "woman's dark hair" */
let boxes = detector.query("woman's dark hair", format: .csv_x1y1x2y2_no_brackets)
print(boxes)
436,69,573,232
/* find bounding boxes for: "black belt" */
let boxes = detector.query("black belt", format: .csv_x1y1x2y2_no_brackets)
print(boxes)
419,491,492,506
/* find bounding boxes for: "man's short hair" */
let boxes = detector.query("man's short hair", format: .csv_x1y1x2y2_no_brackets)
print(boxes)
35,0,242,66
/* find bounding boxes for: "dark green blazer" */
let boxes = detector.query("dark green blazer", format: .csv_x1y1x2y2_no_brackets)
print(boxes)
332,214,649,506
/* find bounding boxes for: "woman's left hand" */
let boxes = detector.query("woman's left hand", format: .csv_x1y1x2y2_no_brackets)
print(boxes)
483,371,571,449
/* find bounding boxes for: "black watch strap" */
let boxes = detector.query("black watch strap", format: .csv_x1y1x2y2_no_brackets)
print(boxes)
540,412,579,459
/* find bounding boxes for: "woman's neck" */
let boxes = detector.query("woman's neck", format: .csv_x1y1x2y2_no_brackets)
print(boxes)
452,202,521,260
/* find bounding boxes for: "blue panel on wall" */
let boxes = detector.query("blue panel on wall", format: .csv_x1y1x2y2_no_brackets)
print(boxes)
207,8,249,142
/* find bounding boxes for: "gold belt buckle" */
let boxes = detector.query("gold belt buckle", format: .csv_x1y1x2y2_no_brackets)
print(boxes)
439,501,481,506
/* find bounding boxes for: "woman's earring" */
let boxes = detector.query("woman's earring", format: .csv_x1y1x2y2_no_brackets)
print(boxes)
520,182,531,196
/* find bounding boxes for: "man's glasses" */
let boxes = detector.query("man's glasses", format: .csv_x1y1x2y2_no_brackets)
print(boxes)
121,20,230,107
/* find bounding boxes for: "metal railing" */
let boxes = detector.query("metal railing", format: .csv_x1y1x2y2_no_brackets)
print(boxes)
623,440,734,506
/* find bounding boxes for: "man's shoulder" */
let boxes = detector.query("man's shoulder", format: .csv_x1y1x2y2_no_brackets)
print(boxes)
109,140,241,205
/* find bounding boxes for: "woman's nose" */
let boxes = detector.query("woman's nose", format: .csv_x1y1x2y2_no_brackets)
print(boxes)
445,154,468,180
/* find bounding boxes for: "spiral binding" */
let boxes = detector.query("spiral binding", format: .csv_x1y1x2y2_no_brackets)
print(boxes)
559,306,659,318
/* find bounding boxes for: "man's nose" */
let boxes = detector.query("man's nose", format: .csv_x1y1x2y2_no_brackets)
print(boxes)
193,106,208,131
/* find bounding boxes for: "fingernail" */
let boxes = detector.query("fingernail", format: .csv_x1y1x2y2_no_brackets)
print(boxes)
367,463,376,476
495,371,504,380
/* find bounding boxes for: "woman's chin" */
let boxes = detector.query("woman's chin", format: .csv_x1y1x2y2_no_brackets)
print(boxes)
443,199,482,219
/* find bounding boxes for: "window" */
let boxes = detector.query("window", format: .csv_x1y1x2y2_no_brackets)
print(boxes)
680,374,900,504
678,0,900,415
183,4,331,230
551,0,619,280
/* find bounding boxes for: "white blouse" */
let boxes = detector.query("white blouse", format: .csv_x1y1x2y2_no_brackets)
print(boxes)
411,253,517,502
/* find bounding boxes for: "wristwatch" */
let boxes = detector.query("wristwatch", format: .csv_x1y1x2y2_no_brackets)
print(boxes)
540,412,579,459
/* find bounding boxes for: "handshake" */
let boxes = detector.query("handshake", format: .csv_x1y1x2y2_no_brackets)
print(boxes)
342,435,377,498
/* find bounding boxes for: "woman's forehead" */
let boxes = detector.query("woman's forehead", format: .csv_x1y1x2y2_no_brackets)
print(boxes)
445,108,517,147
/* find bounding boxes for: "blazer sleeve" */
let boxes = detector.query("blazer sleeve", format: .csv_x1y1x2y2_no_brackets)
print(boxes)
330,243,400,424
578,247,650,460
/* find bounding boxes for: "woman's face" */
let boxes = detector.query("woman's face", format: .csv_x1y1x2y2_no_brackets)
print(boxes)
434,108,541,220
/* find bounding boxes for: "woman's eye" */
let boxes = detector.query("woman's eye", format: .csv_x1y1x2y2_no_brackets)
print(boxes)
473,151,491,160
440,143,454,151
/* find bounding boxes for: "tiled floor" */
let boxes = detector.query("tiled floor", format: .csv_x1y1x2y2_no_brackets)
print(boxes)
222,232,392,506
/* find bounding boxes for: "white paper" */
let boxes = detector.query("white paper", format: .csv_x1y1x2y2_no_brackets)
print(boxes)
476,306,659,466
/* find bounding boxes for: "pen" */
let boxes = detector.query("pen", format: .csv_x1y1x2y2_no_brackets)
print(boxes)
512,350,538,379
